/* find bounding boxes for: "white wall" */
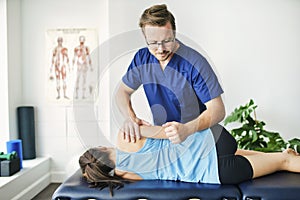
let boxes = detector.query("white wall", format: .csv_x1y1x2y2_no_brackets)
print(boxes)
0,0,22,152
0,0,10,151
18,0,110,181
7,0,22,141
7,0,300,182
108,0,300,140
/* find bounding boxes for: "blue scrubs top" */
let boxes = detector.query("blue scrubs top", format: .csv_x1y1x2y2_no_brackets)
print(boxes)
122,40,223,125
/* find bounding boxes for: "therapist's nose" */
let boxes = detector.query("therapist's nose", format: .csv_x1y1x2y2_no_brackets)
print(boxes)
157,43,165,51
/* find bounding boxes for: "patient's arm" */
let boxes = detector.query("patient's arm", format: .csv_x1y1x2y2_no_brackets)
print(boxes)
116,125,167,152
139,125,167,139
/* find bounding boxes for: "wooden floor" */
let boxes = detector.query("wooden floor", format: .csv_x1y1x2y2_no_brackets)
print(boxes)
32,183,61,200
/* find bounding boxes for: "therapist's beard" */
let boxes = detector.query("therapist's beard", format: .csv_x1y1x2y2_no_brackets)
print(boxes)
155,42,178,62
156,50,173,62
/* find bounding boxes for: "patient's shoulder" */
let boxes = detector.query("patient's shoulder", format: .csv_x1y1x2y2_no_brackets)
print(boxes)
116,131,146,152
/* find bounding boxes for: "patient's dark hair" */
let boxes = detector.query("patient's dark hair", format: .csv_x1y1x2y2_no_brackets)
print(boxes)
79,147,125,196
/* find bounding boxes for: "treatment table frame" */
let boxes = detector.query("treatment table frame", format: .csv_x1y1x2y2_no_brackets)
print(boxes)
52,170,300,200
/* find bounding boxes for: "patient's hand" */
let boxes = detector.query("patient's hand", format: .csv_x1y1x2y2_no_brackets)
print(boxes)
163,121,189,144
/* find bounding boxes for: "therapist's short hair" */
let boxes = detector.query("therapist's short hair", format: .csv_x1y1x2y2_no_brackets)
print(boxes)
139,4,176,31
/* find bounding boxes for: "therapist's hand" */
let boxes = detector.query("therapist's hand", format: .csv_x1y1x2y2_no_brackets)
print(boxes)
121,117,151,143
162,121,189,144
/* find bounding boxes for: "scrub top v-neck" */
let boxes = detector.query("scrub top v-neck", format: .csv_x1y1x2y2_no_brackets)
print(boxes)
122,40,223,125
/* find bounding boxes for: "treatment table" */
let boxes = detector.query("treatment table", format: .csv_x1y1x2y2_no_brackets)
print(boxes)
52,170,300,200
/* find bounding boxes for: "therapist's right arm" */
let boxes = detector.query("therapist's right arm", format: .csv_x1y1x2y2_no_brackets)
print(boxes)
115,82,151,143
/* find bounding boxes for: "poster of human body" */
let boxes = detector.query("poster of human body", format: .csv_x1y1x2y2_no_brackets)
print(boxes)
46,28,98,104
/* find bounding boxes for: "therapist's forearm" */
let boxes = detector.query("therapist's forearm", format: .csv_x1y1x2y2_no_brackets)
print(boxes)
115,84,136,120
184,109,216,135
185,96,225,135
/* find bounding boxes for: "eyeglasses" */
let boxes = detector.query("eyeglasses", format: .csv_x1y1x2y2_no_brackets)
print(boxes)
146,38,175,49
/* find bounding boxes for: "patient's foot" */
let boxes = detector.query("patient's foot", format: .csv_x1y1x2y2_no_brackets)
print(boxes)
283,148,300,173
283,148,299,156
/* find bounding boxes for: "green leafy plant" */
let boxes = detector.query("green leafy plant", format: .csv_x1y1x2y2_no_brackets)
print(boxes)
224,99,300,152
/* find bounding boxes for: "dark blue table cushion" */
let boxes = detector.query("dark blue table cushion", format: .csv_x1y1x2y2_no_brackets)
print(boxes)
52,169,241,200
239,172,300,200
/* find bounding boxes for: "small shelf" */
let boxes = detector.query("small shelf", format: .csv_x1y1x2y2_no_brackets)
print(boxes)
0,157,51,200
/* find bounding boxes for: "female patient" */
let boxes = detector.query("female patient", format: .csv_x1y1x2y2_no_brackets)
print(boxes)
79,124,300,195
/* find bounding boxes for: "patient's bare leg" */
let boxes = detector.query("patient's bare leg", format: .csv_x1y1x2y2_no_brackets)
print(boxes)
243,148,300,179
235,149,264,156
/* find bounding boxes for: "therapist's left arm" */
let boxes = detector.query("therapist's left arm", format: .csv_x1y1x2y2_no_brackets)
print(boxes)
163,96,225,144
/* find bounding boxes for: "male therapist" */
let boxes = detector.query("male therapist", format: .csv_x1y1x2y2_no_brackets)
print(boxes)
115,4,225,144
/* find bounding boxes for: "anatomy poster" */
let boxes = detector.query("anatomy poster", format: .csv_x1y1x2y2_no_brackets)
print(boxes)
46,28,98,104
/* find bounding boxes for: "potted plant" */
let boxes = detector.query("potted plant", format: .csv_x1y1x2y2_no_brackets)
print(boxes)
224,99,300,152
